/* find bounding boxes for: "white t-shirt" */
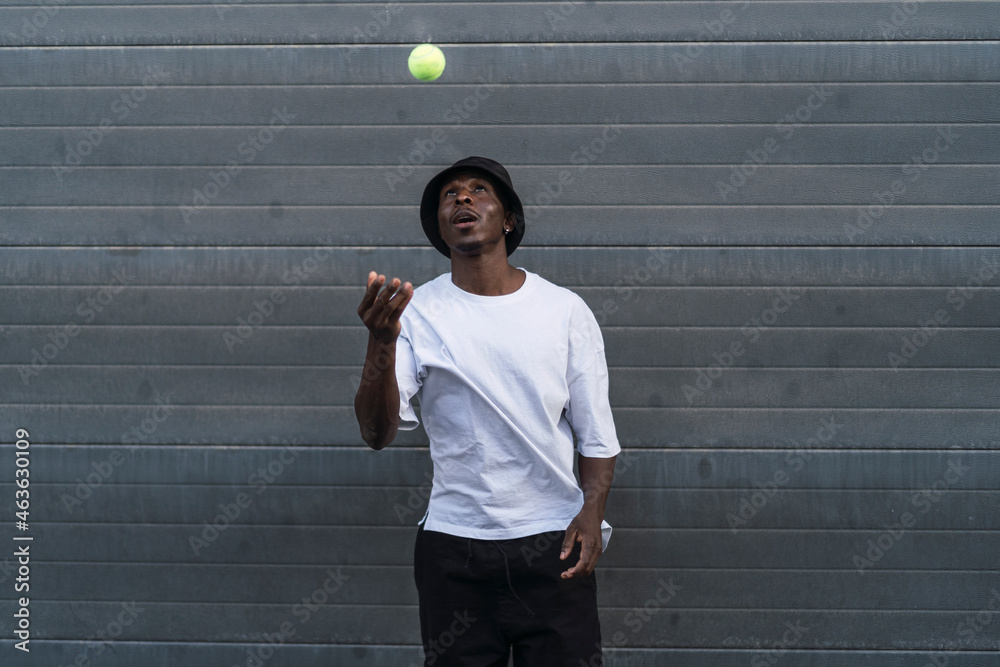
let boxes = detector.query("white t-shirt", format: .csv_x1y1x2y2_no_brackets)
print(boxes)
395,268,621,544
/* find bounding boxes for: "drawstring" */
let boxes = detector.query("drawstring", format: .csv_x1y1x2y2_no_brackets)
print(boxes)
494,543,535,617
461,536,535,616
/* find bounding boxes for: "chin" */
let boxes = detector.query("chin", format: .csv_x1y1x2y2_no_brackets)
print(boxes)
448,235,507,258
451,242,486,256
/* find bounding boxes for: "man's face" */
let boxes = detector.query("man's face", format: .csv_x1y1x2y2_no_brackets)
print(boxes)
436,170,513,257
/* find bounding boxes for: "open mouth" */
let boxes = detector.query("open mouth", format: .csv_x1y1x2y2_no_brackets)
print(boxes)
451,211,478,228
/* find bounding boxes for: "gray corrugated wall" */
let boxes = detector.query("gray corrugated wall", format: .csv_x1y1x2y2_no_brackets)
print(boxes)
2,1,1000,665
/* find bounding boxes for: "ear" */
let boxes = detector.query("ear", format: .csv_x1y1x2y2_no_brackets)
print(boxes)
505,211,516,231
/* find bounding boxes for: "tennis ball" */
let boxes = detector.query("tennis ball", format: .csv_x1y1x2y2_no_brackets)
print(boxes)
408,44,446,82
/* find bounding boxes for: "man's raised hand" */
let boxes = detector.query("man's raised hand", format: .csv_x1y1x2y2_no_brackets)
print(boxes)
358,271,414,345
355,272,412,450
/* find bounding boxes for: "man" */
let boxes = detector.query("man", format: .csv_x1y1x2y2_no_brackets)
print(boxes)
355,156,620,666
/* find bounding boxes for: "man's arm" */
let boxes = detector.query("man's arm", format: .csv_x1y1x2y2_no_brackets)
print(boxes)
354,271,413,450
560,453,616,578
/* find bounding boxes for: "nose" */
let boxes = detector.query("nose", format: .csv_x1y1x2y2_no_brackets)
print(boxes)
455,189,473,204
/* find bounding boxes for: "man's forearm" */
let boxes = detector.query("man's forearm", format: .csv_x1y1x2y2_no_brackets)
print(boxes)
577,453,617,518
354,335,401,450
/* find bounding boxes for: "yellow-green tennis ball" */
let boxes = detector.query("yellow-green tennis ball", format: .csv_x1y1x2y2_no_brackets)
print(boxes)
408,44,446,82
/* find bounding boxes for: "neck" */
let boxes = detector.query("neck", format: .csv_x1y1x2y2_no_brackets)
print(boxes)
450,252,525,296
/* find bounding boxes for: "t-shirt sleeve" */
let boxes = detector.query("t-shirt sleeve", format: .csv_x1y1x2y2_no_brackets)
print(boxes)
395,323,422,431
565,299,621,458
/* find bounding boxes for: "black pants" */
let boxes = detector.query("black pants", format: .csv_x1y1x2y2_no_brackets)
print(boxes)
413,525,603,667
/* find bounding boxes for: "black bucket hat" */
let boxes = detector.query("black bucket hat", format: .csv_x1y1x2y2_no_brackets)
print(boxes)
420,156,525,258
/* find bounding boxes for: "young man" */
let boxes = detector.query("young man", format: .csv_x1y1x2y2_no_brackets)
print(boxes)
355,156,620,666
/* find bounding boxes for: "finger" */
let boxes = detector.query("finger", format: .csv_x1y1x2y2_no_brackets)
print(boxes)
358,272,385,313
562,537,598,579
577,538,596,574
371,279,408,323
366,280,411,334
384,282,414,321
560,528,578,561
375,277,403,307
561,555,583,579
362,277,398,321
